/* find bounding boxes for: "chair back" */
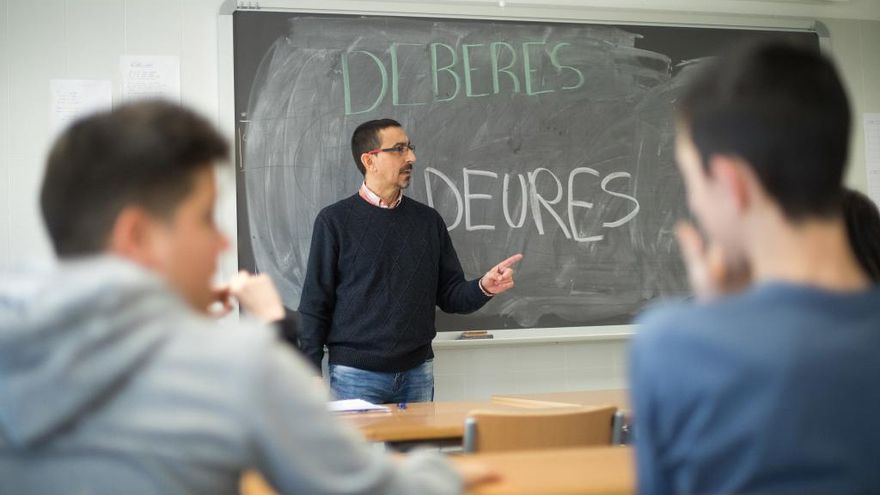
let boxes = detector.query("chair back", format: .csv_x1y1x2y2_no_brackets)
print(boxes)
462,405,617,453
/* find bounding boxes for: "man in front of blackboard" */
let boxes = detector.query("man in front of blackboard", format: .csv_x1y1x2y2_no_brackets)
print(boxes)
630,41,880,494
298,119,522,403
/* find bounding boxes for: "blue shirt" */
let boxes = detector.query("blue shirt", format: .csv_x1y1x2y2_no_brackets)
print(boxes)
630,282,880,495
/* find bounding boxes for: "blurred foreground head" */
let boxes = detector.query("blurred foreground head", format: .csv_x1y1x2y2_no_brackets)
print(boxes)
40,100,230,311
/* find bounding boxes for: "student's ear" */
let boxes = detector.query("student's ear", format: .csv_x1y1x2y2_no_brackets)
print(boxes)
708,154,751,214
107,206,167,268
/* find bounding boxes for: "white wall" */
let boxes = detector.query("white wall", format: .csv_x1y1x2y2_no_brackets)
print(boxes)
0,0,226,267
432,328,631,400
2,0,879,400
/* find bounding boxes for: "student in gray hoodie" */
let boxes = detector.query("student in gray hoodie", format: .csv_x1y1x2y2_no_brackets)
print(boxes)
0,100,494,495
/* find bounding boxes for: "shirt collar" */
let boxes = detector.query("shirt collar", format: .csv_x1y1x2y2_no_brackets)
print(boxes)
359,182,402,209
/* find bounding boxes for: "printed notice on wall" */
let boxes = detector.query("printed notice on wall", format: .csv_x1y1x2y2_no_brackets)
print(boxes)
120,55,180,102
49,79,112,137
865,113,880,207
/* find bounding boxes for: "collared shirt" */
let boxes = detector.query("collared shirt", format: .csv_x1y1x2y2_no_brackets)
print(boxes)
358,182,402,209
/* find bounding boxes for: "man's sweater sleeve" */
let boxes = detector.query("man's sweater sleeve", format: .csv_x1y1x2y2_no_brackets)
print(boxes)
435,218,492,314
297,214,337,371
275,307,300,348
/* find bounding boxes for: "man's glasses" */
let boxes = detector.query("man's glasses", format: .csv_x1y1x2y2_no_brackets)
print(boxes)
366,143,416,155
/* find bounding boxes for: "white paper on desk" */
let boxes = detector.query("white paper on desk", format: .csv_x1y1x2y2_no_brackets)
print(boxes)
49,79,112,137
120,55,180,102
327,399,390,413
865,113,880,206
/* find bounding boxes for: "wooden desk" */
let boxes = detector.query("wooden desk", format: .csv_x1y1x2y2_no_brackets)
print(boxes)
491,389,629,410
342,400,579,443
242,446,634,495
457,446,634,495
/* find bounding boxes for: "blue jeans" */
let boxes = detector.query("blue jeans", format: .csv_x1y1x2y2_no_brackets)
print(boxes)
329,360,434,404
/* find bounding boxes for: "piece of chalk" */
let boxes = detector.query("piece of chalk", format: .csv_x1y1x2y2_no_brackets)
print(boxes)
458,330,494,340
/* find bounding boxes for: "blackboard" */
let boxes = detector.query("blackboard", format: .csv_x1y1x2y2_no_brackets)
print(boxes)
233,12,818,331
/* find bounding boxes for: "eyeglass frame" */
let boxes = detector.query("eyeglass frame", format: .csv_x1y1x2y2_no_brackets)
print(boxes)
365,143,416,155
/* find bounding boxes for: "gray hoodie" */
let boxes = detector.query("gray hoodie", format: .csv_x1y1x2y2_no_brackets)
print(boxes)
0,256,462,495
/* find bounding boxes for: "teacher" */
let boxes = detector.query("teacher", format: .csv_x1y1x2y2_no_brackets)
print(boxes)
298,118,522,403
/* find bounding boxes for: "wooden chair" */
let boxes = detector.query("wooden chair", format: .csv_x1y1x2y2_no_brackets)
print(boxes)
462,405,617,453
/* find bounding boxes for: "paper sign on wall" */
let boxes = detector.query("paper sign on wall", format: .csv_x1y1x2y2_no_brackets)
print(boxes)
120,55,180,102
865,113,880,207
49,79,112,137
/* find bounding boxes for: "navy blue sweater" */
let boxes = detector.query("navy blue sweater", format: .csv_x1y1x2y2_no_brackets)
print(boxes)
297,194,491,372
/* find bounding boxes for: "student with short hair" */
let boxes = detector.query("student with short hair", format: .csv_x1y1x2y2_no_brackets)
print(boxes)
630,41,880,495
0,100,493,494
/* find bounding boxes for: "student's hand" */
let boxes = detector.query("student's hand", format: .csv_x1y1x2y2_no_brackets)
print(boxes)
480,254,524,296
676,221,751,301
453,458,500,489
218,271,286,322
